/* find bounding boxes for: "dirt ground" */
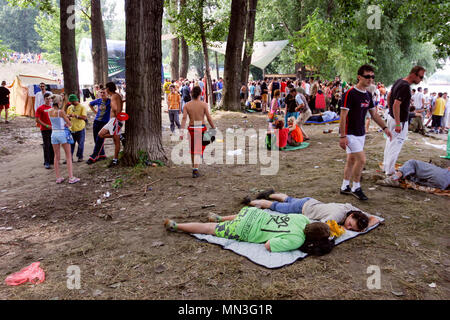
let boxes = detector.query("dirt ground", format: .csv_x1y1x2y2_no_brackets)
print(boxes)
0,105,449,300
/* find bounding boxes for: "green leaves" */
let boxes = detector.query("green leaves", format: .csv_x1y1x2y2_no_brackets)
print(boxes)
167,0,230,46
7,0,56,14
0,40,12,60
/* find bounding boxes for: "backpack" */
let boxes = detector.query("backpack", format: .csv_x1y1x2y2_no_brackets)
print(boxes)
182,87,191,102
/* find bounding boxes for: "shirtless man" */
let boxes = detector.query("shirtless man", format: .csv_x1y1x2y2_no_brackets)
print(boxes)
99,82,124,167
180,86,216,178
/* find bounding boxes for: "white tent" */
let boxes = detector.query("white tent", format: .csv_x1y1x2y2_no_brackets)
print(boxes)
208,40,289,70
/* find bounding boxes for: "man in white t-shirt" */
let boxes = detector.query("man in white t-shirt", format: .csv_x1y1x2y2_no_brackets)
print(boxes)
34,82,52,112
304,81,311,96
412,87,425,112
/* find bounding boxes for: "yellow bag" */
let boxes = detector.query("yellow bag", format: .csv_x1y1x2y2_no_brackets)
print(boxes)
326,220,346,238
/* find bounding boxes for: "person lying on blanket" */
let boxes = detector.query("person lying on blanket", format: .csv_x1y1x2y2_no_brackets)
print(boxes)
379,160,450,190
307,111,338,123
164,206,335,255
234,189,380,232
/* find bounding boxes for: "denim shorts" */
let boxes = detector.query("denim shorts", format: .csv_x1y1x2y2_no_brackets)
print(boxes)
270,197,312,214
51,131,68,144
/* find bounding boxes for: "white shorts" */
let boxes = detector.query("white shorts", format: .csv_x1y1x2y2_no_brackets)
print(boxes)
102,117,124,136
346,135,366,154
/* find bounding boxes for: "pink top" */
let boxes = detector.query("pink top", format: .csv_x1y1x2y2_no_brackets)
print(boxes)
271,98,279,113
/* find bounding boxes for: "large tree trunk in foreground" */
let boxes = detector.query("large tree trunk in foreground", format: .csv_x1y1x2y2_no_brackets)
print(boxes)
241,0,258,85
122,0,166,165
60,0,80,99
222,0,247,111
91,0,109,85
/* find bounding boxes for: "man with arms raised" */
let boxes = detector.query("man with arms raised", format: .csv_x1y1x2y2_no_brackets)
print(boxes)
180,86,216,178
339,65,392,200
98,82,124,167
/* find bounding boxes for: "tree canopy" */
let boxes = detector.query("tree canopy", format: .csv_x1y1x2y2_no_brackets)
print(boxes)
255,0,446,84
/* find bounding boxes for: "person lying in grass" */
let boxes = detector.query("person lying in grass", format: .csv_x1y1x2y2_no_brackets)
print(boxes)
164,206,335,255
235,189,380,232
378,159,450,190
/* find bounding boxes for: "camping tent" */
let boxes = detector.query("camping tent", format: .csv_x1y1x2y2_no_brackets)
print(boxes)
8,75,63,117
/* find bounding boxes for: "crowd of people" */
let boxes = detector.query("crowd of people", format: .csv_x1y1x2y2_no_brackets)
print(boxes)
2,62,449,257
1,52,48,64
28,81,125,184
163,64,449,256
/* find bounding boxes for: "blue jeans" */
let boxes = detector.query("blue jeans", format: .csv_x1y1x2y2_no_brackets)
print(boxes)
270,197,312,214
169,110,181,133
71,129,86,160
89,120,108,161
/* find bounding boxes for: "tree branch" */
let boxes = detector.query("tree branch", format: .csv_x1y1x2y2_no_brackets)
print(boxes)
274,8,293,37
80,8,91,21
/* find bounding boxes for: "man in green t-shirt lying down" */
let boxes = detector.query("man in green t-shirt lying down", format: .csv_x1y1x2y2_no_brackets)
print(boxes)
164,206,334,255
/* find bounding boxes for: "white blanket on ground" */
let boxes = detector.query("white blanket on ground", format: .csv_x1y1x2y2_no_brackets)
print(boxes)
192,210,384,269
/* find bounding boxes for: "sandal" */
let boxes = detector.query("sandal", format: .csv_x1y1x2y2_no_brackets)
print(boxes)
68,177,80,184
56,178,65,184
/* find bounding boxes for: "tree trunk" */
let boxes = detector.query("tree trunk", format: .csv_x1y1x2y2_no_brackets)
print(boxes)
241,0,258,85
91,0,109,85
60,0,80,100
122,0,166,165
198,4,213,109
180,37,189,78
179,0,188,79
215,51,220,79
170,37,180,80
170,0,179,80
222,0,247,111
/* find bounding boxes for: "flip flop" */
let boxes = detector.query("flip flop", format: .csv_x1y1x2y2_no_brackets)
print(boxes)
68,177,80,184
56,178,65,184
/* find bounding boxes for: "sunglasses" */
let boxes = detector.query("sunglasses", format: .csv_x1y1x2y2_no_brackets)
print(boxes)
361,75,375,79
416,74,424,79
